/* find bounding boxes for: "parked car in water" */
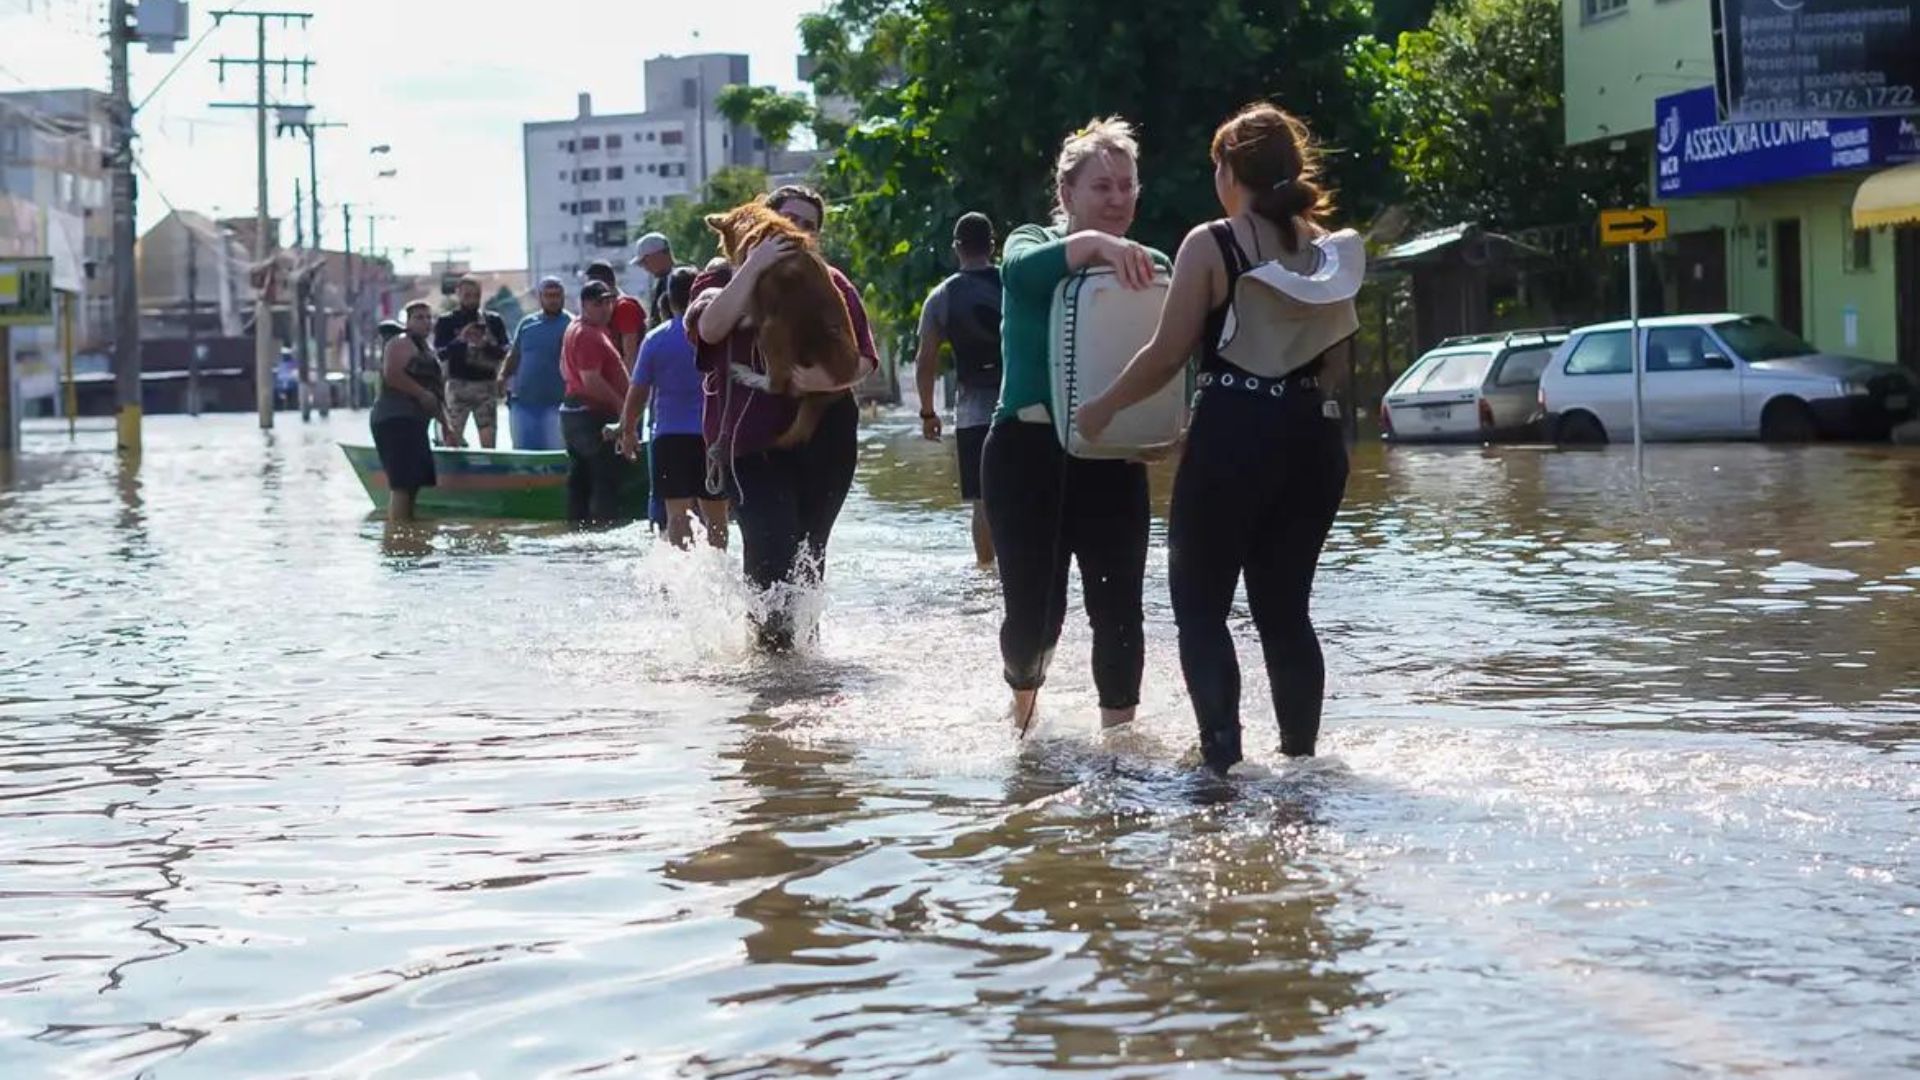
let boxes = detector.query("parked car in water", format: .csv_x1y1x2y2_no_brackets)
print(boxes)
1381,329,1565,443
1537,314,1917,445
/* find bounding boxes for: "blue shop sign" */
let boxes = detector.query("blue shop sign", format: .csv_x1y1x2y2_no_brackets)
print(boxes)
1655,86,1919,198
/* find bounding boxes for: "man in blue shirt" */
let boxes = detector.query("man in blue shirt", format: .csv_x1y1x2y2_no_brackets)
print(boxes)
498,276,572,451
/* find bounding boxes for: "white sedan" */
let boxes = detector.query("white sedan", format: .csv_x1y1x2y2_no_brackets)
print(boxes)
1537,314,1916,443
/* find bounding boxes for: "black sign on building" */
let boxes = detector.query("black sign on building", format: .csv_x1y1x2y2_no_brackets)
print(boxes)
1713,0,1920,121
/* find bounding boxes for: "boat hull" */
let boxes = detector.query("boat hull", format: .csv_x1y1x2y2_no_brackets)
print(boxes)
340,442,650,521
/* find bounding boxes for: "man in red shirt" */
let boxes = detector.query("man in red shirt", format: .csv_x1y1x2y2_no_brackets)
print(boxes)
584,260,646,373
560,280,633,523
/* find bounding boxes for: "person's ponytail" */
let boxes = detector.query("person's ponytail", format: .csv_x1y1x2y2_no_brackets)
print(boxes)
1211,104,1334,254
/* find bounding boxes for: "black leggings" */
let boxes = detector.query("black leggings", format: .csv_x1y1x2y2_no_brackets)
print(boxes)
1168,386,1347,768
729,392,860,649
562,409,625,523
981,420,1149,710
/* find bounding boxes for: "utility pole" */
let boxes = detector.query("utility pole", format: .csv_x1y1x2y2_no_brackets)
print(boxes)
186,226,200,416
291,177,308,419
109,0,141,454
282,115,345,419
209,8,314,431
342,202,356,408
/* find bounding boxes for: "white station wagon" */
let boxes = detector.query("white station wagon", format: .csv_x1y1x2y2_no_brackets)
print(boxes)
1537,314,1917,444
1381,329,1564,443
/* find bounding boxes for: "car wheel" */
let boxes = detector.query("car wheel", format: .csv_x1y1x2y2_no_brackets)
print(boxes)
1554,411,1607,446
1760,398,1817,443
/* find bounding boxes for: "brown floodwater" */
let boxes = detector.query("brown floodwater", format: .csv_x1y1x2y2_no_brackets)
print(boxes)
2,412,1916,1077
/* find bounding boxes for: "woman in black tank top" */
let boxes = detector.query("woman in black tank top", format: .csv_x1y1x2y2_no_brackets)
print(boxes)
1075,103,1350,775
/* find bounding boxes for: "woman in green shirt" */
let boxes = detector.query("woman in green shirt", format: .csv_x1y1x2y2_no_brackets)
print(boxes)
982,116,1170,736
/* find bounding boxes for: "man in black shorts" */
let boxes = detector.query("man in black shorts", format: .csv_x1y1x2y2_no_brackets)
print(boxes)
618,266,729,549
915,211,1003,566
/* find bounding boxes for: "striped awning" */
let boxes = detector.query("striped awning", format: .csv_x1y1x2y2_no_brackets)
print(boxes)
1853,163,1920,229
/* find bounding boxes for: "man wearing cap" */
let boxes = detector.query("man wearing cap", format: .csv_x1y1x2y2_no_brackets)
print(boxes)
584,261,647,373
914,211,1003,566
630,233,674,330
559,280,632,523
498,276,572,450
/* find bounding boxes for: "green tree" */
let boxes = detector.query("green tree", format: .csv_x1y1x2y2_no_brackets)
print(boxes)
634,166,771,267
1382,0,1644,232
715,84,818,172
798,0,1396,350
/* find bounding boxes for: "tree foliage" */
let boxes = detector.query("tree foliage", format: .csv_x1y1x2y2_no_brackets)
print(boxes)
634,166,772,268
1379,0,1644,232
715,85,817,171
799,0,1395,347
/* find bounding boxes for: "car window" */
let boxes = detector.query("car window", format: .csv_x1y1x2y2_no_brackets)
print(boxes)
1492,347,1553,387
1415,352,1494,393
1388,353,1444,396
1564,331,1631,375
1645,328,1724,372
1714,316,1815,362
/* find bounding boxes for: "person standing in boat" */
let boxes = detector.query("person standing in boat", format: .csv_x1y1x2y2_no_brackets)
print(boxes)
1075,102,1358,774
369,300,456,524
559,280,632,524
984,117,1169,735
498,276,572,451
915,211,1003,567
433,276,511,449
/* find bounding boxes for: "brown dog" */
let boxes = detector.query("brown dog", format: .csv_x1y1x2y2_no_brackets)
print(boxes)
703,202,862,448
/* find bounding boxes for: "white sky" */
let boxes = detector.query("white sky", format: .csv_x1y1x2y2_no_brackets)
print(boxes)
0,0,821,274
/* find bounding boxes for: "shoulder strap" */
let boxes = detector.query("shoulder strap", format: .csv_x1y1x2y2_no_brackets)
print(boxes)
1207,220,1252,279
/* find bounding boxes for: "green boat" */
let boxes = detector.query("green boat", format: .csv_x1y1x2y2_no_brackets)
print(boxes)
339,442,650,520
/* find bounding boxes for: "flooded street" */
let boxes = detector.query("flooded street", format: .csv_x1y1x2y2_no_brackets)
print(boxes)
2,412,1917,1078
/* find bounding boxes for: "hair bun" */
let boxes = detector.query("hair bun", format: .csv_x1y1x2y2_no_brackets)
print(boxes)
1271,177,1315,217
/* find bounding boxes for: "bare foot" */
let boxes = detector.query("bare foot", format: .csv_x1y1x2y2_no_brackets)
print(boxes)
1011,690,1039,738
1100,707,1135,729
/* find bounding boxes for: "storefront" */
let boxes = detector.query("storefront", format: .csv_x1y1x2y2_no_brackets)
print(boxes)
1651,86,1920,367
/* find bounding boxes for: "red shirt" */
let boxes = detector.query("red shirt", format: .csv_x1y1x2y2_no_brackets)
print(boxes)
611,295,646,342
560,320,628,414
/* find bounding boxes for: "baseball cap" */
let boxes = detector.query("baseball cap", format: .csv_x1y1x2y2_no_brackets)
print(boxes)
537,275,565,291
580,280,616,302
629,232,670,265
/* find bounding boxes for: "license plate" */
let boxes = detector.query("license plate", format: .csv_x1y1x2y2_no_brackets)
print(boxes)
1425,406,1452,420
1886,394,1910,412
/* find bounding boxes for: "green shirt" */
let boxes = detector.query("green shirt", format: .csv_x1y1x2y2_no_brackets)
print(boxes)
995,223,1173,423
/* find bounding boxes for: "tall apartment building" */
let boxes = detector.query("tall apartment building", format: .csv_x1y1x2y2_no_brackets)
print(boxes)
523,54,755,294
0,89,114,352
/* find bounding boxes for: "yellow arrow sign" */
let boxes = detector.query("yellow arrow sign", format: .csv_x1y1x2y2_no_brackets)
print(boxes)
1599,207,1669,246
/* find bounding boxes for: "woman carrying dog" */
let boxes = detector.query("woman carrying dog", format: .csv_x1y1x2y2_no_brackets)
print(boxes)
1075,103,1358,773
986,117,1170,735
687,185,878,651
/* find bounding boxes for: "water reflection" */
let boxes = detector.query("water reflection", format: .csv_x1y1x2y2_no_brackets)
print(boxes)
1,415,1917,1076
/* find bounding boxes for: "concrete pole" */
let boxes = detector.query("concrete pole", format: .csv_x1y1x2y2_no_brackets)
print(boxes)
252,16,274,430
109,0,141,453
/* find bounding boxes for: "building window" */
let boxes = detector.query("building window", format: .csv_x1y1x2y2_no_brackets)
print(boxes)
1583,0,1627,20
581,135,600,151
606,134,623,150
661,130,684,146
579,199,602,213
577,167,601,182
608,166,624,181
646,131,657,142
559,170,568,180
681,78,698,109
1842,213,1872,272
560,138,574,152
609,197,626,212
559,201,571,212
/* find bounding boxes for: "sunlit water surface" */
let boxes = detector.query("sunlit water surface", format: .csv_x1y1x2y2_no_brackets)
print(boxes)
2,413,1917,1078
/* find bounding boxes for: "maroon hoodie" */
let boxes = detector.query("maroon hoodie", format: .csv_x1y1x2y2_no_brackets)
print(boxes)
684,266,878,460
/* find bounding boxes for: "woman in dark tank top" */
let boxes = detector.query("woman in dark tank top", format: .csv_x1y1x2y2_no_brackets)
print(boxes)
1075,103,1351,776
